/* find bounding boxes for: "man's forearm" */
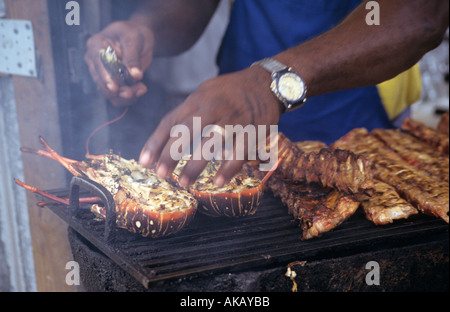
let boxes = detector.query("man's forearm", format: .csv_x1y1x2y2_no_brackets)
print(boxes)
273,0,449,98
130,0,220,57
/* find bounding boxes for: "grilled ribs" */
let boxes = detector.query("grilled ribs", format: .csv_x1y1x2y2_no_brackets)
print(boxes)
244,136,361,239
244,161,359,240
401,118,449,155
275,133,375,195
332,128,449,223
294,138,417,225
268,179,359,240
294,141,328,153
372,129,449,183
356,179,418,225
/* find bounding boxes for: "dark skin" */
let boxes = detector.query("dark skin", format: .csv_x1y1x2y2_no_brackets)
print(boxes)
84,0,449,187
84,0,219,106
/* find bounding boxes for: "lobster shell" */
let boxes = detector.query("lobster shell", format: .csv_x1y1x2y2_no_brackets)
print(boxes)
18,137,198,238
173,160,265,218
113,187,197,238
190,183,264,218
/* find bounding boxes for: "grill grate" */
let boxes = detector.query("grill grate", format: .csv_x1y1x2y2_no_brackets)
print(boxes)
44,177,448,289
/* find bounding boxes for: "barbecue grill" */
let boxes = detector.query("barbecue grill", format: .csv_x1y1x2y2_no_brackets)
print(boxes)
42,176,448,292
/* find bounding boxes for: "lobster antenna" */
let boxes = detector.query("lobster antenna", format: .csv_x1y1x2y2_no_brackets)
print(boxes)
85,106,129,158
261,146,287,184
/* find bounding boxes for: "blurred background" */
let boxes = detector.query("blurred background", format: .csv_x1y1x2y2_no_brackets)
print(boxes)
411,29,449,128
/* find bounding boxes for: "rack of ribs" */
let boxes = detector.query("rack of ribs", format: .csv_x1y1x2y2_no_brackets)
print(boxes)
243,161,359,240
401,118,449,155
332,128,449,223
356,179,418,225
269,178,359,240
274,133,375,195
372,128,449,183
245,137,367,239
291,140,416,226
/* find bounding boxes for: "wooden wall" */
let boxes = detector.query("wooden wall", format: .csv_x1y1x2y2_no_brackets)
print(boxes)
5,0,78,292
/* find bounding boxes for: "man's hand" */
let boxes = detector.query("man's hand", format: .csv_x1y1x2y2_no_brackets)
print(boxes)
139,66,283,187
84,20,154,107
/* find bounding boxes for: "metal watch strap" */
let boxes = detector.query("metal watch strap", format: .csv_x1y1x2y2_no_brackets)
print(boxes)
254,58,287,74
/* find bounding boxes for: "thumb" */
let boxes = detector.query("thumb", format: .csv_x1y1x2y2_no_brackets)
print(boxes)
119,36,144,81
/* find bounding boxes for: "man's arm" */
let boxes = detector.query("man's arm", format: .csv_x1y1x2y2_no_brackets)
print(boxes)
273,0,449,100
140,0,449,187
130,0,220,57
84,0,220,106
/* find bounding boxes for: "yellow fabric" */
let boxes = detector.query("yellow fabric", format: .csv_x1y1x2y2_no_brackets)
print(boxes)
377,64,422,120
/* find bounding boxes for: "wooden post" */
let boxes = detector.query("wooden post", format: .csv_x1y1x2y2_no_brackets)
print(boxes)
5,0,78,292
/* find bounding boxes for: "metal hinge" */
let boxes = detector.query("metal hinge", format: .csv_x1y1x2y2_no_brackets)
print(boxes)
0,19,38,77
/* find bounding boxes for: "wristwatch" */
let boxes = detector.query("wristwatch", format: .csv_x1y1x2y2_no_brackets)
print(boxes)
253,58,307,112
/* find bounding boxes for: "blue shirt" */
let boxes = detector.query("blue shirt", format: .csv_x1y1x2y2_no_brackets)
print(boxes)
217,0,393,145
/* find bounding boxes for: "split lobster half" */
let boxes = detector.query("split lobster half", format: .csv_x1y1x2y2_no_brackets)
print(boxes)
15,137,198,238
173,159,279,218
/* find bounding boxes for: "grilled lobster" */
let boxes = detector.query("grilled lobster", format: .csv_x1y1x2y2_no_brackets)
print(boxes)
16,137,198,238
173,160,267,218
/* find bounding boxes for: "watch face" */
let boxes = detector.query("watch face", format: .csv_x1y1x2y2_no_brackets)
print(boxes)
277,72,305,102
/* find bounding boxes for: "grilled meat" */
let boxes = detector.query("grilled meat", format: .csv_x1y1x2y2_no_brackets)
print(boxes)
332,128,449,223
243,152,360,240
372,129,449,183
275,133,375,195
356,179,418,225
294,141,328,153
401,118,449,155
267,178,359,240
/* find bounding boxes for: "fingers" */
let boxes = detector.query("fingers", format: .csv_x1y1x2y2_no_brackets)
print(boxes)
109,83,148,107
115,22,154,82
84,36,119,94
215,159,247,187
152,132,245,189
139,114,250,188
214,133,250,186
86,48,147,107
139,70,279,188
139,113,180,168
169,130,222,188
139,102,220,185
139,92,203,163
177,158,210,188
141,112,214,175
84,21,153,106
173,135,248,188
117,35,146,81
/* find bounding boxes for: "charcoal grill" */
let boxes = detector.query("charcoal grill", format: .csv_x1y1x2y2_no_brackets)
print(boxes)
44,176,448,290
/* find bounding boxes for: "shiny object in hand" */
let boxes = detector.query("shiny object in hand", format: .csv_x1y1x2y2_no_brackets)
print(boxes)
99,46,135,86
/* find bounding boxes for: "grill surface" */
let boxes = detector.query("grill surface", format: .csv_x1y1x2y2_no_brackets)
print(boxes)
44,177,448,289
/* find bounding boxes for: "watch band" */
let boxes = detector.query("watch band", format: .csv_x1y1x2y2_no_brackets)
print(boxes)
255,58,287,74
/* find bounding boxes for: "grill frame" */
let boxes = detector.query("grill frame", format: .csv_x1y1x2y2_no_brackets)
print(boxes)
45,176,448,289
